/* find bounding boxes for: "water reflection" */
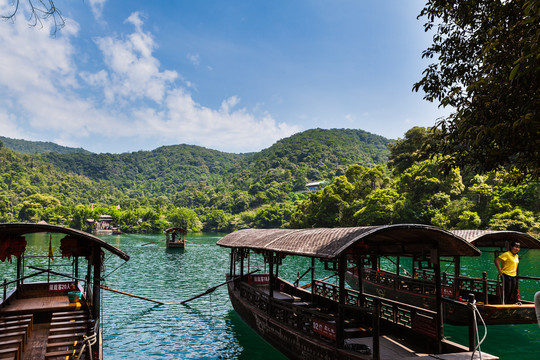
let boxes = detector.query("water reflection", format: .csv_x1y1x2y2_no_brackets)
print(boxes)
223,310,287,360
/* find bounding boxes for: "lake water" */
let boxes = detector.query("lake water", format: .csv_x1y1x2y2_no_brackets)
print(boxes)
3,232,539,359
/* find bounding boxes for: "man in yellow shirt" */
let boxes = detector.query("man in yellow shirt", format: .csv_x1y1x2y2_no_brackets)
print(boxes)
494,241,521,304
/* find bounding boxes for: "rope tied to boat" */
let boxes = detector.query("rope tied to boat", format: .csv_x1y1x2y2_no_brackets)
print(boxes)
77,320,99,360
467,294,488,360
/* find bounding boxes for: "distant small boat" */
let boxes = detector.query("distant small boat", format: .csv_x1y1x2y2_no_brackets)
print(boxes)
165,227,186,249
0,222,130,360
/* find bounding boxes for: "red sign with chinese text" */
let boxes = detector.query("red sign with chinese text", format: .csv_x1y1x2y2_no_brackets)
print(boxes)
48,282,73,293
312,319,336,340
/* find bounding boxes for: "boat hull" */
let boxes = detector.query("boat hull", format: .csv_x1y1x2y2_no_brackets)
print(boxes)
166,241,185,249
227,283,370,360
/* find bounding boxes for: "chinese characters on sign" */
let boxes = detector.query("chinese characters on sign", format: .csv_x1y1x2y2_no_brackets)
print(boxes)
312,319,336,340
48,282,73,293
249,274,270,285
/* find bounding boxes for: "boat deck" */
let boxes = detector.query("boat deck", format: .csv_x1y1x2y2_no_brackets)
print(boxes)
346,336,498,359
1,295,82,315
1,295,90,360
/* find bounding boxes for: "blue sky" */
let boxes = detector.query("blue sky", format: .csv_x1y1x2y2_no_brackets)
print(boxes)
0,0,447,154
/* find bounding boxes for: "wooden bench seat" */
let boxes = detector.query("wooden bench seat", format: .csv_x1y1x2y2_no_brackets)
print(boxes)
49,325,86,335
44,348,79,359
49,319,87,328
0,324,30,345
46,340,82,350
0,339,22,351
0,314,33,322
51,310,86,318
47,332,86,343
0,332,25,343
0,318,33,332
0,347,19,360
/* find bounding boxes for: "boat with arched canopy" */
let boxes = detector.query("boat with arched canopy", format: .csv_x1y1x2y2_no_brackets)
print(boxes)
217,224,498,359
0,222,129,360
345,229,540,325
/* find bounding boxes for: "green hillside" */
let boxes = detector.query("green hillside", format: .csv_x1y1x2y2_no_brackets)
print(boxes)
0,136,92,155
41,144,245,198
1,128,536,235
35,128,390,206
0,128,391,230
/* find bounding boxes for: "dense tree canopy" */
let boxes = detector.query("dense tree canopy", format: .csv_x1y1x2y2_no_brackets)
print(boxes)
414,0,539,181
1,128,538,235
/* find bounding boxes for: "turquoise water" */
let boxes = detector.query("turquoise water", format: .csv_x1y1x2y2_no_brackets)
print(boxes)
98,233,287,360
3,233,539,359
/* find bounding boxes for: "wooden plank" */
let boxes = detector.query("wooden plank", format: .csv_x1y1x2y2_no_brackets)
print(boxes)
0,295,81,314
0,318,32,332
0,347,19,360
49,326,86,335
272,290,301,302
49,320,86,328
0,314,33,322
45,349,78,359
47,332,85,343
46,340,80,349
23,323,49,360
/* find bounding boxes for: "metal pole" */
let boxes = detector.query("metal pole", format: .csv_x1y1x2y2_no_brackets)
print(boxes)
337,255,345,349
482,272,488,304
372,297,381,360
433,247,443,354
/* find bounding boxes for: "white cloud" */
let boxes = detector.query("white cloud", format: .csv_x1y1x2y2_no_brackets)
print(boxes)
127,88,299,153
187,53,200,67
0,110,22,138
89,12,178,104
0,9,298,153
88,0,107,20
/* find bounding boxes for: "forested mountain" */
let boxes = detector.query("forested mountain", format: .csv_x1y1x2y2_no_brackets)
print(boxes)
1,127,537,235
41,144,246,199
241,128,390,185
34,128,390,204
0,136,92,155
0,147,125,225
0,128,392,231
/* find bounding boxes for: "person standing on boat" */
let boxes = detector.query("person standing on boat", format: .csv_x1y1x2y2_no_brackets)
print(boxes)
494,241,521,304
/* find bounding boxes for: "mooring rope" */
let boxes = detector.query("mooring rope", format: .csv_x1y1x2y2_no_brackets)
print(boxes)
468,297,487,360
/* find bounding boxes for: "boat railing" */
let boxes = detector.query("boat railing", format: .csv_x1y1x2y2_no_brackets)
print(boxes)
313,280,340,302
237,277,456,354
1,255,89,308
1,267,55,306
364,268,440,296
238,280,349,345
365,268,506,304
314,279,444,345
416,269,501,303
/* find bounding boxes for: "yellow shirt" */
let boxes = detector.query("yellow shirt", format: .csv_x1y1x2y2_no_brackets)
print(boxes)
499,251,519,276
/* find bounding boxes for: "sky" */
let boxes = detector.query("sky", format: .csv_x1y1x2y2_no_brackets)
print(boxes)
0,0,448,154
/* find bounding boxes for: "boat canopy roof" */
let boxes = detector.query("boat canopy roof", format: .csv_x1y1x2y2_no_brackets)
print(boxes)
165,227,186,233
217,224,481,259
451,230,540,249
0,222,130,261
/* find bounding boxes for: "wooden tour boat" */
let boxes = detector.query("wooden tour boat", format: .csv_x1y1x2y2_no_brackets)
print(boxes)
345,229,540,326
0,222,129,360
165,227,186,249
217,225,499,360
